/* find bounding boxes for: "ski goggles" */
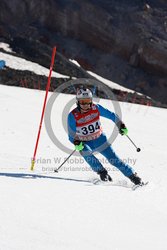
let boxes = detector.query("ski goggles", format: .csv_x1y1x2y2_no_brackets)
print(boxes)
79,99,92,105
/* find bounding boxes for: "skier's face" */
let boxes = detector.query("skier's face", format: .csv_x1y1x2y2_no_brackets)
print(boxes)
79,99,92,113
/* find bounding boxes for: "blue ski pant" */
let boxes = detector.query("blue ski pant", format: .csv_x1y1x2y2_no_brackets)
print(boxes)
80,133,134,177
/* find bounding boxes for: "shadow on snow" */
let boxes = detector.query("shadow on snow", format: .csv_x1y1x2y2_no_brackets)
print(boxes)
0,172,91,183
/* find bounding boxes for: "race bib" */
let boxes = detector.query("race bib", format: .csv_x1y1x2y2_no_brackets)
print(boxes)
72,104,103,141
76,120,102,141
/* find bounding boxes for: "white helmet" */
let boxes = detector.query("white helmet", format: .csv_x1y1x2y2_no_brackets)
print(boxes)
76,88,93,100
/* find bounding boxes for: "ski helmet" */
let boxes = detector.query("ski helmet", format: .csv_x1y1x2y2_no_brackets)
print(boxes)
76,88,93,101
76,88,93,111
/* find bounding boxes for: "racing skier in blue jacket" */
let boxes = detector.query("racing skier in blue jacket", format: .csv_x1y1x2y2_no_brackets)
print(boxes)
67,88,142,185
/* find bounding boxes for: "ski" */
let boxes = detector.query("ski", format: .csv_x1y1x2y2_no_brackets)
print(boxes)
132,181,149,191
92,178,149,190
92,178,132,189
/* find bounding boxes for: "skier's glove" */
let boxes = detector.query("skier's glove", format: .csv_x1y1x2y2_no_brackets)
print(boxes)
119,123,128,136
74,140,84,151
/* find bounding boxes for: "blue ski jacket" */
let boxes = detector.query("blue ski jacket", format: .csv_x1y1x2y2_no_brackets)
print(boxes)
67,104,120,143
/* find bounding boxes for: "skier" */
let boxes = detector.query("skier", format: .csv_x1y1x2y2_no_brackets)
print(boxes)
67,88,143,185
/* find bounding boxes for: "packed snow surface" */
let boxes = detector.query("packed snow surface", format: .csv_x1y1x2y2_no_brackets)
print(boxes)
0,84,167,250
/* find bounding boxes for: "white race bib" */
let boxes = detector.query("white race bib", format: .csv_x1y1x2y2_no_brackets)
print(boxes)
76,120,102,141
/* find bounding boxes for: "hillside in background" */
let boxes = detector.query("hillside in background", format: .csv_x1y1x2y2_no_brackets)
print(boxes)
1,43,158,108
0,0,167,106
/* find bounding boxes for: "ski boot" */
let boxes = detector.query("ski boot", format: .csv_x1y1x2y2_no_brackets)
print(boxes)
129,173,142,185
97,169,112,182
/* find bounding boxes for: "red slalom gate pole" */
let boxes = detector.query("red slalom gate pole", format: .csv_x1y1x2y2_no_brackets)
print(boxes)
30,47,57,171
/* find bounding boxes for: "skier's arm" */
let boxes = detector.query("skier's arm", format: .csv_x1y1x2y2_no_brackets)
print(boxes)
97,104,120,123
67,112,76,143
97,104,128,135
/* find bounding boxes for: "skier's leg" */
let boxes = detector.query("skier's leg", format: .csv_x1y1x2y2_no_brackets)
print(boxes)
100,146,134,177
80,144,112,181
94,134,142,184
91,133,133,176
101,146,142,184
80,144,105,173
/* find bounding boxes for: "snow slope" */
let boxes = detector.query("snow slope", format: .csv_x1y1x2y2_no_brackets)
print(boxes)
0,42,13,53
69,58,138,93
0,50,68,78
0,84,167,250
87,70,137,93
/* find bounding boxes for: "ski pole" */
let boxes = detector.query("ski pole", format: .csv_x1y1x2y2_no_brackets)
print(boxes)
54,149,76,172
126,135,141,152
